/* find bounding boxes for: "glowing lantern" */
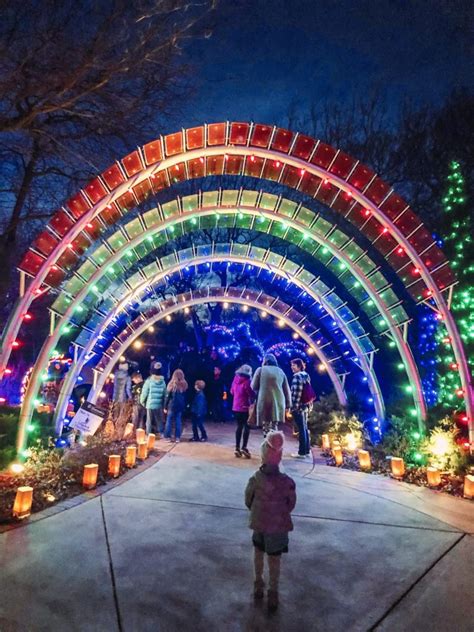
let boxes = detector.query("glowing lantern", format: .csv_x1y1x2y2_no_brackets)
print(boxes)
463,475,474,500
13,486,33,519
427,467,441,488
345,434,358,451
321,434,330,450
358,450,371,471
333,446,343,466
123,422,134,439
83,464,99,489
136,428,146,443
125,446,137,468
108,455,121,478
147,433,156,450
391,457,405,479
137,441,148,460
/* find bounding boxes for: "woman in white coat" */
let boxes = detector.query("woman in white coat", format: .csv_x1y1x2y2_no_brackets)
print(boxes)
251,354,292,436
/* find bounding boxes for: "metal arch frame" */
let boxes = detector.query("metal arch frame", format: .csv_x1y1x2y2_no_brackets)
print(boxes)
2,126,470,441
88,290,349,408
51,252,384,434
15,206,426,452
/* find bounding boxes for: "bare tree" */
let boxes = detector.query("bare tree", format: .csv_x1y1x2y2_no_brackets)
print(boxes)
0,0,215,301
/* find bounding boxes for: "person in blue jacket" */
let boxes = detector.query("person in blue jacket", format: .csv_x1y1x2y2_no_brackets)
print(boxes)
190,380,208,442
140,363,167,436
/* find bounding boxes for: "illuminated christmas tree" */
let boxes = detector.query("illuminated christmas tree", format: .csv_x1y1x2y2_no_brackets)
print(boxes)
435,160,473,413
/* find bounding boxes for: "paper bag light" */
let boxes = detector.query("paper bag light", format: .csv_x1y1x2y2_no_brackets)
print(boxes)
108,455,121,478
136,428,146,443
333,446,343,466
321,434,330,450
83,463,99,489
391,457,405,479
358,450,371,470
463,475,474,499
427,467,441,487
147,433,156,450
13,486,33,519
125,445,137,467
137,441,148,460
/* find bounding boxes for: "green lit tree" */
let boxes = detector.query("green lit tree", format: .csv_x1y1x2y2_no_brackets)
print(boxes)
435,160,473,411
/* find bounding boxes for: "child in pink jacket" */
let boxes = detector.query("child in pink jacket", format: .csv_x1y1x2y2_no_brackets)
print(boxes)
244,431,297,612
230,364,254,458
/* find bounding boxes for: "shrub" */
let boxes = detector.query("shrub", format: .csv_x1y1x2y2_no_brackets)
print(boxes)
421,417,468,474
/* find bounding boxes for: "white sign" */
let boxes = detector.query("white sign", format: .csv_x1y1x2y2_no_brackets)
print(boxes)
70,401,106,435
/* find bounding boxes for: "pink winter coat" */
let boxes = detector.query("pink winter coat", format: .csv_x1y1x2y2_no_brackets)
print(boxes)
230,374,254,412
245,465,297,533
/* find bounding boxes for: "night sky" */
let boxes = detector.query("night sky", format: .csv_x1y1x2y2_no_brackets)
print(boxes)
180,0,474,129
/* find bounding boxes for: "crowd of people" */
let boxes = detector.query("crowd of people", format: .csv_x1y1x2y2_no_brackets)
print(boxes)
124,352,315,460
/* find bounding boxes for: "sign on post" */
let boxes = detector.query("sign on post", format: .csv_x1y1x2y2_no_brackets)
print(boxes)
70,401,106,435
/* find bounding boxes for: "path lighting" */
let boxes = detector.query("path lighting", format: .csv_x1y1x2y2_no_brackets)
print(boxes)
345,434,358,451
137,441,148,460
123,422,134,439
136,428,146,443
147,433,156,450
13,486,33,519
358,450,371,471
125,446,137,468
390,457,405,480
333,446,343,466
427,467,441,488
321,434,330,450
463,475,474,499
108,455,121,478
83,464,99,489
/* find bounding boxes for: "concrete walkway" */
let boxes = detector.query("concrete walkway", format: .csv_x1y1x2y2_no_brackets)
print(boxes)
0,425,473,632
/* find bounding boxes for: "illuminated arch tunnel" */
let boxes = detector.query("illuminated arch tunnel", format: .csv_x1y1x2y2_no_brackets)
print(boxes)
0,122,471,454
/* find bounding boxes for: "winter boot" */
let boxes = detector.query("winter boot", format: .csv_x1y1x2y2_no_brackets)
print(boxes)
267,590,279,612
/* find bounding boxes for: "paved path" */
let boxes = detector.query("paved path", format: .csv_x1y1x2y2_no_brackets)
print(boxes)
1,425,473,631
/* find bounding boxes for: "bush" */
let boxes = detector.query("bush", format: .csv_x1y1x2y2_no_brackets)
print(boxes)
421,417,468,474
307,393,345,443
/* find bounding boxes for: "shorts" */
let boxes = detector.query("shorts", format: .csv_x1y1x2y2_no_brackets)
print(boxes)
252,531,289,556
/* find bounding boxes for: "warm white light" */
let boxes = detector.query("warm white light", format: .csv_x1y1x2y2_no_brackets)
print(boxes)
346,434,358,451
10,463,24,474
148,325,155,333
99,391,106,399
278,319,285,328
260,310,268,318
223,302,229,309
431,434,450,456
184,307,190,314
119,355,126,362
166,315,172,322
242,305,249,312
307,348,315,356
317,362,326,370
292,333,299,340
133,340,143,350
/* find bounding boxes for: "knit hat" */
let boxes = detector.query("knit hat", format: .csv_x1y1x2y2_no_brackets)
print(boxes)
152,361,162,370
261,430,284,466
236,364,252,377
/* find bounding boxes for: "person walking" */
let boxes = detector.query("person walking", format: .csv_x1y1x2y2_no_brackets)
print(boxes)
289,358,314,459
190,380,208,442
230,364,254,458
251,354,291,436
131,372,146,429
208,365,225,423
140,364,166,436
164,369,188,442
244,431,297,612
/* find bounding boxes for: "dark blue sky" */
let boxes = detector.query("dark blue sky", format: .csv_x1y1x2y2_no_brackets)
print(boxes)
179,0,473,128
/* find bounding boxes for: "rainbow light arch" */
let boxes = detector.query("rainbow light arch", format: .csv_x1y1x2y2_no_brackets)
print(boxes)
0,121,471,453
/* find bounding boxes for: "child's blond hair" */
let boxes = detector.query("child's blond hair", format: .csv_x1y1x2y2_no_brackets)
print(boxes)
195,379,206,391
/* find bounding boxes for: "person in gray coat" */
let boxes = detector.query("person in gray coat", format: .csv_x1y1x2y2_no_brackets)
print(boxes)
245,430,296,612
251,354,291,436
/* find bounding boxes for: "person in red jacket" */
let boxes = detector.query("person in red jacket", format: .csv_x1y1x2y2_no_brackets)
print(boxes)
230,364,254,458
